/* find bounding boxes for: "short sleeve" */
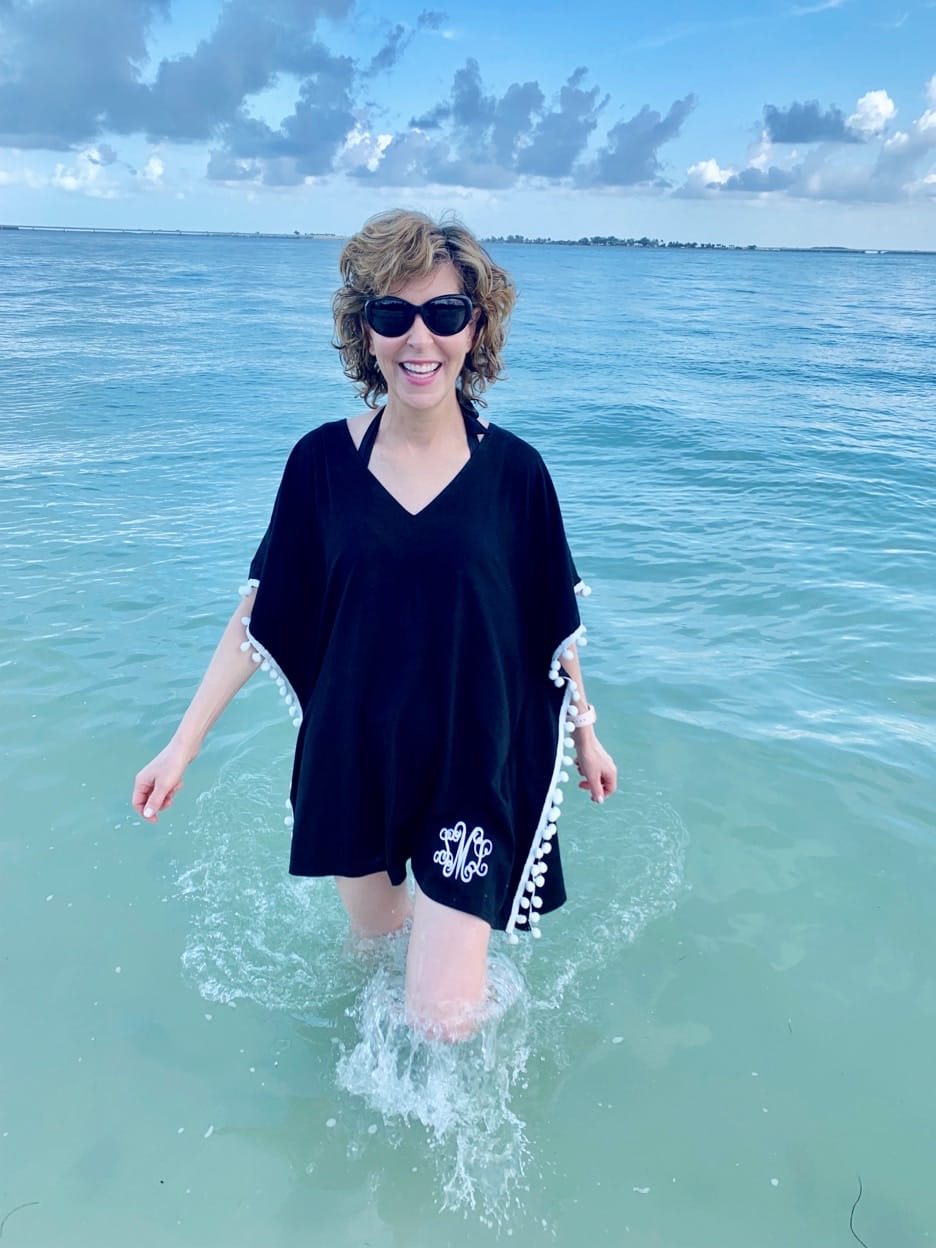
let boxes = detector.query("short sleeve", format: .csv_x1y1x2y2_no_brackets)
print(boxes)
521,450,583,675
243,433,324,709
247,525,271,584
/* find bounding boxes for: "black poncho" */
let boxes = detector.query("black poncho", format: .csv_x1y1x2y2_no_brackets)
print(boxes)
241,416,588,938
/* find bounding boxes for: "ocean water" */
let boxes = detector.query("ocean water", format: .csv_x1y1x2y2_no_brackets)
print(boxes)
1,230,934,1247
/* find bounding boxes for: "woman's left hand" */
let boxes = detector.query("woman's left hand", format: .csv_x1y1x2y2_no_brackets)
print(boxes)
574,730,617,804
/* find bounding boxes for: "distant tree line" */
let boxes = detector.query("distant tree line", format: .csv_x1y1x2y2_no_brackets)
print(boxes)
483,234,756,250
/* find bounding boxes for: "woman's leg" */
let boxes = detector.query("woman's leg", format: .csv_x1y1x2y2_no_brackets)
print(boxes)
335,872,413,938
405,881,491,1042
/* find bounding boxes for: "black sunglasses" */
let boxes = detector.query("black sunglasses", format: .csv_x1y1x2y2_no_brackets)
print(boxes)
363,294,473,338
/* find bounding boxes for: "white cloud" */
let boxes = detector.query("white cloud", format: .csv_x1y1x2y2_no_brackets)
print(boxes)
883,130,910,152
336,124,393,173
679,158,736,196
747,132,773,171
847,90,896,136
47,147,120,197
0,165,46,189
689,158,733,185
140,155,165,184
927,75,936,107
790,0,845,15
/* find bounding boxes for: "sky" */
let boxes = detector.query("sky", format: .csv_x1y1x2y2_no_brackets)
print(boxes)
1,0,935,248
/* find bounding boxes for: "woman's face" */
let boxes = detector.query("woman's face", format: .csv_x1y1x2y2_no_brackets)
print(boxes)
366,261,476,415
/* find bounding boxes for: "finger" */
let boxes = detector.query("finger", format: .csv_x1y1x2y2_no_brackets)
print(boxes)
143,784,169,822
587,771,606,803
161,784,181,810
132,777,153,817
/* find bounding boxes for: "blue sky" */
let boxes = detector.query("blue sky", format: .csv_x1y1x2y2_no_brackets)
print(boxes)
1,0,934,247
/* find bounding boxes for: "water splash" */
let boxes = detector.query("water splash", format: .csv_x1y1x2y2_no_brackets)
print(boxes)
176,749,688,1221
336,941,531,1220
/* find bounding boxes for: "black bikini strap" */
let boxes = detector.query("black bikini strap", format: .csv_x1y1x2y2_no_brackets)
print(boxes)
463,408,486,456
358,406,485,466
357,408,383,467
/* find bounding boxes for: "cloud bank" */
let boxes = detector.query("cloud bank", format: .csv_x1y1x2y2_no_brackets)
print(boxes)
0,0,694,192
680,82,936,204
0,1,933,208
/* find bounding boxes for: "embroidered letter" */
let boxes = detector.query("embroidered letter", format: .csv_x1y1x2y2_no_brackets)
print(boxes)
433,821,492,884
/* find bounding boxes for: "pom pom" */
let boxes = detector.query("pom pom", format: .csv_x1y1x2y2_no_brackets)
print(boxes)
544,825,556,840
552,790,564,804
532,927,542,939
260,660,270,672
564,736,574,749
559,771,569,783
521,896,530,908
532,896,543,909
508,933,519,945
239,641,251,653
292,717,302,728
563,754,574,766
284,815,294,828
530,912,540,925
549,806,561,821
251,651,261,664
526,880,536,893
543,841,553,854
515,912,527,924
562,648,573,660
552,678,564,688
241,616,250,626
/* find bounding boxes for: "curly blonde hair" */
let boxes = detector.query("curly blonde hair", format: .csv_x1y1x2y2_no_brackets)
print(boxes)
333,209,516,409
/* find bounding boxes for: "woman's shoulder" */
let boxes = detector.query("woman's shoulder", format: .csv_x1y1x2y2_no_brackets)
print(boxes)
486,422,551,477
283,418,351,462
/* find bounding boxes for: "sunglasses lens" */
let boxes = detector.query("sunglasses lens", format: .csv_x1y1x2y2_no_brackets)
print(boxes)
422,297,472,335
366,300,413,336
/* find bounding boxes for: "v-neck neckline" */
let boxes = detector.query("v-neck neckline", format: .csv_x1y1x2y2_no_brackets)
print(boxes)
343,413,496,519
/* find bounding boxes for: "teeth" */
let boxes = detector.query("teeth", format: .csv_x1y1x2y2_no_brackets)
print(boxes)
401,362,440,375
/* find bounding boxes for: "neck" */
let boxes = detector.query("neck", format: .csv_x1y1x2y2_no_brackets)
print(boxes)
382,395,465,447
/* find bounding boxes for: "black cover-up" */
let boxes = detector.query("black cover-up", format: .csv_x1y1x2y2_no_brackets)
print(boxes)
243,414,585,936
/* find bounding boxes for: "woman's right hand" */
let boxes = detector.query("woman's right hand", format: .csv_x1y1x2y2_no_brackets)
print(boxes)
132,740,193,823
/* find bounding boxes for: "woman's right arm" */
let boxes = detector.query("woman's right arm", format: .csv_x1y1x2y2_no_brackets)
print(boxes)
132,590,259,823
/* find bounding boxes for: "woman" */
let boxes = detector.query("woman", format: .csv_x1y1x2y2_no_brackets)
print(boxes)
133,210,617,1041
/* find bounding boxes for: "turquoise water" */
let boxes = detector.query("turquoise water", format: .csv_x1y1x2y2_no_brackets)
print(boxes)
2,232,934,1246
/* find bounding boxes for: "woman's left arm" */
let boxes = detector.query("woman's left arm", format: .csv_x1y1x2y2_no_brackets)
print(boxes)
560,642,618,804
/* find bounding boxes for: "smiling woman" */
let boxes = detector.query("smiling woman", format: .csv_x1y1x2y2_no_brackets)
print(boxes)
132,208,617,1043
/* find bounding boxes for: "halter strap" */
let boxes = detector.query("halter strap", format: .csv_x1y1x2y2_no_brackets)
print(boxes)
358,407,485,467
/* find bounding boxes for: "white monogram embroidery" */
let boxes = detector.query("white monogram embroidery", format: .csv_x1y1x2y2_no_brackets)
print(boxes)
433,821,493,884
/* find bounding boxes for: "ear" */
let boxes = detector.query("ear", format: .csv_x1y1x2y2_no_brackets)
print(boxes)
466,306,480,349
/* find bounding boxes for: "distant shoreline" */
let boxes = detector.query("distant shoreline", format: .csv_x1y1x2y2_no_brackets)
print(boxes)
0,223,932,256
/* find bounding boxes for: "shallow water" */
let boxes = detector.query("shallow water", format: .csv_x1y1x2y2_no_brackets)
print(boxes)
1,231,934,1246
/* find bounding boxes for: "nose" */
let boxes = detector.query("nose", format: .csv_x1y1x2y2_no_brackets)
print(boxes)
405,312,433,344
